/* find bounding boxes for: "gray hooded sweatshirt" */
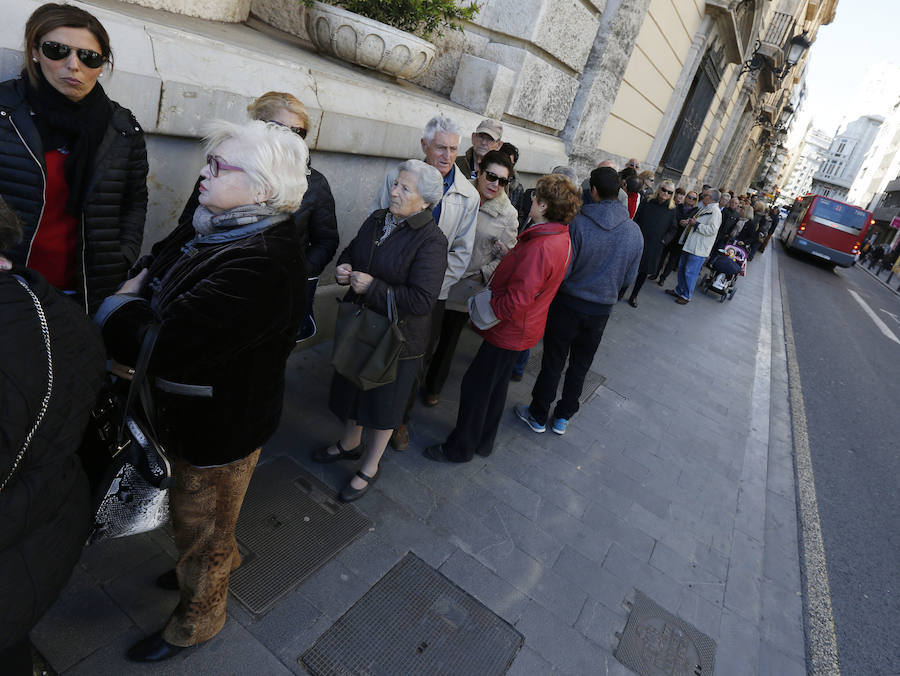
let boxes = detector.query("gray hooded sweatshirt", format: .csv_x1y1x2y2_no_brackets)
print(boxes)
558,199,644,310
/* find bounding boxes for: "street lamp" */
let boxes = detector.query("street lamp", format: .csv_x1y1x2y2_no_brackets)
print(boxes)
739,32,811,80
784,33,811,72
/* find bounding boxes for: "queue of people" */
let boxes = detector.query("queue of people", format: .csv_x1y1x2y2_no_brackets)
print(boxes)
0,2,778,670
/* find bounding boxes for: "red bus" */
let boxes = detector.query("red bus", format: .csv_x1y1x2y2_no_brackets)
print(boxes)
780,194,874,267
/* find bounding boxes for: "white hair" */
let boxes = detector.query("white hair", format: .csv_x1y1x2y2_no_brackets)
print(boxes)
551,165,578,184
203,119,309,212
397,159,444,207
423,115,462,144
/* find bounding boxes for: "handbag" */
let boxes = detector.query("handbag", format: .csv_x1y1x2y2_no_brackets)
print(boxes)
295,276,320,343
83,322,173,545
0,276,54,493
468,287,500,330
331,287,406,390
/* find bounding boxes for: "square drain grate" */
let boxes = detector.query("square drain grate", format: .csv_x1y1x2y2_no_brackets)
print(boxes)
615,589,716,676
228,455,371,617
302,552,523,675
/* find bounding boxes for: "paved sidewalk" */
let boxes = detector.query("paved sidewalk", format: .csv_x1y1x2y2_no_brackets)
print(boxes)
31,248,806,675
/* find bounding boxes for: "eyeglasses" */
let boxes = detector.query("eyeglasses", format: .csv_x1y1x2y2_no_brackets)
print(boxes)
658,188,672,195
40,41,105,69
482,170,510,187
686,195,698,200
206,154,244,177
267,119,308,139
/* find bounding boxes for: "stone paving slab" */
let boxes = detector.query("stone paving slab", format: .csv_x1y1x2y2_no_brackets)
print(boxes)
30,248,807,674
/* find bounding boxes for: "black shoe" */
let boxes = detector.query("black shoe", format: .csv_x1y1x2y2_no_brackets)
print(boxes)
423,444,452,462
664,288,678,297
127,632,185,662
339,467,379,502
627,298,638,308
312,440,363,463
510,372,523,382
155,569,178,591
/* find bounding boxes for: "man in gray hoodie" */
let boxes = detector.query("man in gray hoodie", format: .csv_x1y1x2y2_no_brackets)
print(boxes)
514,167,643,435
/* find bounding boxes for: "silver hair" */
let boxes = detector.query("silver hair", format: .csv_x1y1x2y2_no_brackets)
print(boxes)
706,188,721,203
720,192,732,201
397,159,444,207
423,115,463,144
203,119,309,212
551,165,578,184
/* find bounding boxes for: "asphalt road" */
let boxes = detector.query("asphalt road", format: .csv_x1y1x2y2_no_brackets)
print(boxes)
778,245,900,675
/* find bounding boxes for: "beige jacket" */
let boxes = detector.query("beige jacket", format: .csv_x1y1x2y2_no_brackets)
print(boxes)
682,203,721,257
445,187,519,312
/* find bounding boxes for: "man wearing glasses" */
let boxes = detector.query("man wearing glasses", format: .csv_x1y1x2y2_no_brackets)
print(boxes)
456,118,503,180
666,189,721,304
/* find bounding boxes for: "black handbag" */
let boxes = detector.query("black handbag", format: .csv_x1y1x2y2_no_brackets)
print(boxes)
331,287,405,390
81,323,173,545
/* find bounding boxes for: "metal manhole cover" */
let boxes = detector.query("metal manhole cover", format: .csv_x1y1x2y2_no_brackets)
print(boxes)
301,553,523,675
615,590,716,676
228,455,371,617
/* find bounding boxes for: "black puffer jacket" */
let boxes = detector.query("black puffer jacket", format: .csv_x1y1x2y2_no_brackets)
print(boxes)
338,209,447,358
180,166,339,278
98,216,307,466
0,78,148,314
0,266,105,650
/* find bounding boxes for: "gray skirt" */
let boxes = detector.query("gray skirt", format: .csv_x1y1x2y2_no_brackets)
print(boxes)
328,357,420,430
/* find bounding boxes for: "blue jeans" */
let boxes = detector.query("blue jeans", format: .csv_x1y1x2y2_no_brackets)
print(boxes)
675,252,705,300
512,349,530,377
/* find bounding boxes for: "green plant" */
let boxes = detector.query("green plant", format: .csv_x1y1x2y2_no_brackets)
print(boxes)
304,0,480,40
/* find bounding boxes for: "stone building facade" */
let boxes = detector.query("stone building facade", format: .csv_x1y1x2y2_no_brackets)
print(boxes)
781,124,832,200
811,114,883,203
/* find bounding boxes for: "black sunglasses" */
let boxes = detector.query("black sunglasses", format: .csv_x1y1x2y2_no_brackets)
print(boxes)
483,170,510,187
659,188,673,195
268,119,307,139
686,195,698,200
40,41,105,69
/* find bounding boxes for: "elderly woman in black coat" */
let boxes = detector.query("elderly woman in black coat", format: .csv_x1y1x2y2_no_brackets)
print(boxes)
0,196,106,675
625,179,676,307
96,120,309,662
0,3,148,314
315,159,447,502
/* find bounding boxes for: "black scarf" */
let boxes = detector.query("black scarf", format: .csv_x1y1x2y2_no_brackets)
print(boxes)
23,69,113,217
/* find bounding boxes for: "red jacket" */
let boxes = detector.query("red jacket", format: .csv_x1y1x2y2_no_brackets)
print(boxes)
479,222,570,350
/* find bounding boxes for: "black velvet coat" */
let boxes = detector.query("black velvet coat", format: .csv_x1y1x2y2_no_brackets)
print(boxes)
337,209,447,359
0,266,105,650
99,216,306,466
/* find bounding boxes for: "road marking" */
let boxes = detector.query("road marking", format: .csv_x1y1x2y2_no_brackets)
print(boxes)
847,289,900,345
780,264,842,675
879,308,900,326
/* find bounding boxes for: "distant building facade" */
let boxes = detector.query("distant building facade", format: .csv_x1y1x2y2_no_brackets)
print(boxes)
782,125,833,199
811,115,883,203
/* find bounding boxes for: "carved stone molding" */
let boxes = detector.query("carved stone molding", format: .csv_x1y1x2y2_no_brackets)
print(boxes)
305,2,436,80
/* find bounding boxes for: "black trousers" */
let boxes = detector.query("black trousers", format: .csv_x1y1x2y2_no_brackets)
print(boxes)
0,639,31,676
657,245,681,281
627,270,649,302
402,300,445,423
529,299,609,425
424,308,470,396
443,340,518,461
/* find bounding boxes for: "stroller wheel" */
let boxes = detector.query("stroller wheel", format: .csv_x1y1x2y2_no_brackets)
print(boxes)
719,290,727,302
728,287,736,300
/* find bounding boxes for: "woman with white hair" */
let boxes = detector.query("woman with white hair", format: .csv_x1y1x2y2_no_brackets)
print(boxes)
316,159,447,502
94,119,310,662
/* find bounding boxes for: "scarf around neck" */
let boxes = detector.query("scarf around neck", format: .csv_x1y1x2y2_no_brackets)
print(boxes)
191,203,280,236
23,69,113,217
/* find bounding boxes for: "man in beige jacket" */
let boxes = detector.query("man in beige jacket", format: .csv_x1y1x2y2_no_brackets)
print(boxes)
666,188,721,304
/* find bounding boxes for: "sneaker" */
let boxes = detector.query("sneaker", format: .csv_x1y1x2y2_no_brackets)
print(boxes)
510,372,523,382
551,418,569,435
514,404,546,433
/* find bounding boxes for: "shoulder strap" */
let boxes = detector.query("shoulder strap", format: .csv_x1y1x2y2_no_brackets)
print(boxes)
118,323,161,446
1,276,53,492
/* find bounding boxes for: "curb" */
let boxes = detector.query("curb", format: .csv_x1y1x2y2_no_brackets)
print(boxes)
858,262,900,296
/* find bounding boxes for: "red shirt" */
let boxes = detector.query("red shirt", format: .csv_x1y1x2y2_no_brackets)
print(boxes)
26,150,78,290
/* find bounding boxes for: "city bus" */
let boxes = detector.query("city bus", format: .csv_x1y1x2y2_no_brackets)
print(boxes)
780,194,874,267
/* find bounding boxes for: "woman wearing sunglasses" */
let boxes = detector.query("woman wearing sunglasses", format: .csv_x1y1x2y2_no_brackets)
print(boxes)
95,120,309,661
0,3,148,314
622,179,676,308
423,150,519,405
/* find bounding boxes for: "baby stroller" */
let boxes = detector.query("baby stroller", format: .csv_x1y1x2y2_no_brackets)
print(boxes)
700,243,747,302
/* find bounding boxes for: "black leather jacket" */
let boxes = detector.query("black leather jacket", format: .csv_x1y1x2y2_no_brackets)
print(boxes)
0,77,148,314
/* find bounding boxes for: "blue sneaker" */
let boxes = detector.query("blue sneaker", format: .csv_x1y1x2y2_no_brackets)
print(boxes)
514,404,545,433
551,418,569,435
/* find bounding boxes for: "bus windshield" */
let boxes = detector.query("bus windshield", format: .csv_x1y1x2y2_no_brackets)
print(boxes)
811,198,869,230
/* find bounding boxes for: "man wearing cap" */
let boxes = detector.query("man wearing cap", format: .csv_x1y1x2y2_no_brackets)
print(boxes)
456,118,503,179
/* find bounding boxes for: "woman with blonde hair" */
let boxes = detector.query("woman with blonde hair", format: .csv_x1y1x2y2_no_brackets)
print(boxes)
624,179,676,307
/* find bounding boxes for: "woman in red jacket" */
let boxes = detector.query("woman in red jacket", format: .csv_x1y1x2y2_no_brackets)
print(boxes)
424,174,580,462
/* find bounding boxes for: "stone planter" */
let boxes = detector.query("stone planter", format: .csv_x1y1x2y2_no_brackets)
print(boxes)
305,1,436,80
